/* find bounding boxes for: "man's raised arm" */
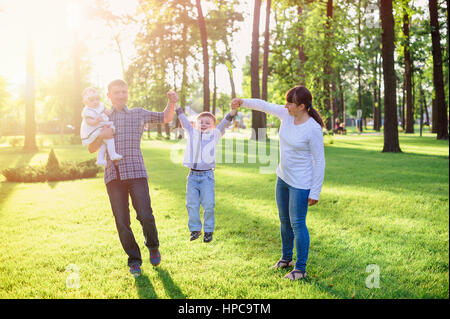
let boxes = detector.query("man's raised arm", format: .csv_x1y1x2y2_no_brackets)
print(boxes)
163,91,178,123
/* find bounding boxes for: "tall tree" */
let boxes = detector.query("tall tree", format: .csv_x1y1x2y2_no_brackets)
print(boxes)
23,33,38,151
381,0,401,152
357,0,363,132
196,0,210,112
428,0,449,139
251,0,266,140
72,31,82,140
323,0,334,130
297,4,306,86
262,0,271,101
402,0,414,133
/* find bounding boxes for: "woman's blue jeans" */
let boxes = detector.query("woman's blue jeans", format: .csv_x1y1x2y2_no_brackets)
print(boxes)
275,177,310,271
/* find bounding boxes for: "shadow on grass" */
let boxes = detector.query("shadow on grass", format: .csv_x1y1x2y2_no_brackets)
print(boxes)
134,274,158,299
0,150,36,212
156,267,186,299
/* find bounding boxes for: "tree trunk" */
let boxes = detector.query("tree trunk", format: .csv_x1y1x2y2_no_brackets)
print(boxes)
377,43,383,131
373,53,379,131
23,33,38,151
424,96,430,125
73,32,82,142
227,67,236,99
251,0,266,140
177,23,189,139
381,0,401,152
261,0,271,101
431,98,437,132
429,0,449,139
401,74,406,130
212,55,217,116
165,123,170,139
403,5,414,133
297,5,306,86
196,0,210,112
224,41,237,99
357,0,363,133
324,0,333,131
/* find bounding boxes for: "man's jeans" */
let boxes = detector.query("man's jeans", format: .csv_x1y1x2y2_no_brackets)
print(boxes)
106,178,159,266
275,177,310,271
186,170,215,233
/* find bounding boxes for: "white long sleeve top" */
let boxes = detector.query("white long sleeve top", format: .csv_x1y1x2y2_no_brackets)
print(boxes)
242,99,325,200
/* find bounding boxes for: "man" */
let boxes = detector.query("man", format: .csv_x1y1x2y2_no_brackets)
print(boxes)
89,79,178,277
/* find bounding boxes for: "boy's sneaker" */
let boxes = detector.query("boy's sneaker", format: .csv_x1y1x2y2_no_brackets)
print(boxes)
190,231,201,241
203,232,213,243
149,249,161,266
129,263,142,277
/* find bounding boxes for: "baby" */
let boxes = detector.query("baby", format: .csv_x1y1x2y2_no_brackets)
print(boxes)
176,105,237,243
80,87,122,166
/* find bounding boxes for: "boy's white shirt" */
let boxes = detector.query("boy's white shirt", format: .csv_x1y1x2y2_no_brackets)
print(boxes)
176,108,233,170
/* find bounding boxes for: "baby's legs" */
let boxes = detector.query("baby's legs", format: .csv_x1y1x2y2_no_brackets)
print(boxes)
96,144,107,166
104,138,122,161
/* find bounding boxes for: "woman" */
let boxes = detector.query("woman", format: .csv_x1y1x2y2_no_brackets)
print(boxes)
231,86,325,281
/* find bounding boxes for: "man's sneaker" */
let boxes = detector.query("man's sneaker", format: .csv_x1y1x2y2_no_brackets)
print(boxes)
190,231,202,241
150,249,161,266
129,263,142,277
203,232,213,243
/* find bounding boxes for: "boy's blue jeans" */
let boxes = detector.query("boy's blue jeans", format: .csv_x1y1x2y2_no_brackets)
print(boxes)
186,170,215,233
275,177,310,271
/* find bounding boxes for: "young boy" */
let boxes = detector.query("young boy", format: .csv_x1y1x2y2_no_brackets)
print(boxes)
176,105,237,242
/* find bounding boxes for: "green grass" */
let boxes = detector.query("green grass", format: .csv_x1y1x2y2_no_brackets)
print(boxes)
0,132,448,299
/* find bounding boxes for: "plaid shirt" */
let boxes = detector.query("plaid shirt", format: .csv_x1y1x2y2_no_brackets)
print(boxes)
104,105,164,184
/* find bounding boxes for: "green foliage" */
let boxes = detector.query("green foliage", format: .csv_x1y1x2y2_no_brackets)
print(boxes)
46,148,60,171
2,149,99,183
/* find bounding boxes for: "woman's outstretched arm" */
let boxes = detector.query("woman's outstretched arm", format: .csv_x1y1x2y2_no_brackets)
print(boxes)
231,98,288,119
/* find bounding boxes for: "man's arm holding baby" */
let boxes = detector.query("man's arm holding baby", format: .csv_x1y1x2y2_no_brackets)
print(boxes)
88,126,114,153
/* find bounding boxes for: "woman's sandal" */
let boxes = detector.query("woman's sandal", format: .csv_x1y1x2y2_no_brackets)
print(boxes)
284,269,307,281
273,259,294,269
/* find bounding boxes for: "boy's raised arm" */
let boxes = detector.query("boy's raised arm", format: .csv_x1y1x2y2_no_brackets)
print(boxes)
216,108,237,136
175,106,193,133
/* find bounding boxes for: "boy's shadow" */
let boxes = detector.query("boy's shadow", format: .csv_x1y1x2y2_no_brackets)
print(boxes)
134,267,186,299
156,267,186,299
134,274,158,299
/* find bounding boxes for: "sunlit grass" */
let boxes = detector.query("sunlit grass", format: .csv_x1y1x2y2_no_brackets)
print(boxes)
0,132,448,298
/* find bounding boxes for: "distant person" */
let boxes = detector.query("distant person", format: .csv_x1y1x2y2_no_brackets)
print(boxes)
88,79,178,277
175,104,237,243
231,86,325,281
80,87,122,166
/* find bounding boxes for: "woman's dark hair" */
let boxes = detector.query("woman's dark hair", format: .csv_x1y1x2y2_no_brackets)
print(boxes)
285,86,325,128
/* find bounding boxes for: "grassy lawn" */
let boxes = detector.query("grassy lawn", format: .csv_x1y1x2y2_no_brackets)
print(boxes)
0,131,448,299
